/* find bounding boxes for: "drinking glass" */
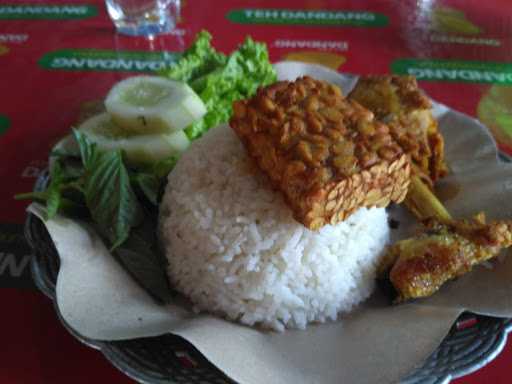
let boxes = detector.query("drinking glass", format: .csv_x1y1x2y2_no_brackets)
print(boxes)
105,0,180,37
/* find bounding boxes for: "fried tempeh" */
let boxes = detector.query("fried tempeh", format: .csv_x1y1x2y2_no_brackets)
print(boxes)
230,76,411,230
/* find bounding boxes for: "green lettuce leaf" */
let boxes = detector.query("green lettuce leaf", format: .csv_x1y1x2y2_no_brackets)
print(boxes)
162,31,276,140
162,30,226,83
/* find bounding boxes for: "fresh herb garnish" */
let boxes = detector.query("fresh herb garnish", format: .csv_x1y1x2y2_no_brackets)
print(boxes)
45,161,64,219
151,155,178,179
134,173,161,206
113,211,173,303
15,156,85,220
74,129,143,249
16,131,174,302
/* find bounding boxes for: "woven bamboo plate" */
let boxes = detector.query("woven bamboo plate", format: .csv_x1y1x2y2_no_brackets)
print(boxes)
25,170,512,384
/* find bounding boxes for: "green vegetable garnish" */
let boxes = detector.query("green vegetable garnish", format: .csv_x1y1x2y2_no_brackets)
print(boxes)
161,30,276,139
74,129,143,250
16,30,276,304
17,130,173,302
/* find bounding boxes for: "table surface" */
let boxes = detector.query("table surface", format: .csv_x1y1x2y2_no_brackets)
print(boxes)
2,0,512,383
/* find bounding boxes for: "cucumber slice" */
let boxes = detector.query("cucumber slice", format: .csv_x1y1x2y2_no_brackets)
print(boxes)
105,76,206,134
77,113,189,166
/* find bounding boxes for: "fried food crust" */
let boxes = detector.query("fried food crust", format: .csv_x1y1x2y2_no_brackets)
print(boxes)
349,75,448,185
230,76,411,230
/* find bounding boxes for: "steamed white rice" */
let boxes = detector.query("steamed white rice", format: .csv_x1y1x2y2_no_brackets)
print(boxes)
160,124,390,331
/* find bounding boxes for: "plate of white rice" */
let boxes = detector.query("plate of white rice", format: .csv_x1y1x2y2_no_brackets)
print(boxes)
160,123,390,331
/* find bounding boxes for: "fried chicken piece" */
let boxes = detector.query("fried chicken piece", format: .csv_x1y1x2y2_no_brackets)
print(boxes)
382,213,512,302
345,74,509,302
404,169,451,222
349,75,448,187
230,76,411,230
378,168,511,302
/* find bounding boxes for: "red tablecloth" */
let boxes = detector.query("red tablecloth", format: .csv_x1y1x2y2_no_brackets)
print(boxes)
2,0,512,382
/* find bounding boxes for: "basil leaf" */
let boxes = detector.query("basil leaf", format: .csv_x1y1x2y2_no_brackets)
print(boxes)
151,155,178,179
45,161,63,219
113,215,173,303
84,149,143,250
60,159,85,180
72,129,99,169
135,173,160,206
14,191,48,202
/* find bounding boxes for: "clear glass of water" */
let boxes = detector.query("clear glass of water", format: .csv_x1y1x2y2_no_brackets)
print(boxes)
105,0,180,37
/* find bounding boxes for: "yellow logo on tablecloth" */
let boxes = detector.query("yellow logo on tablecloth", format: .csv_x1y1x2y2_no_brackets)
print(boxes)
431,6,482,35
283,51,346,70
0,44,9,56
478,85,512,150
